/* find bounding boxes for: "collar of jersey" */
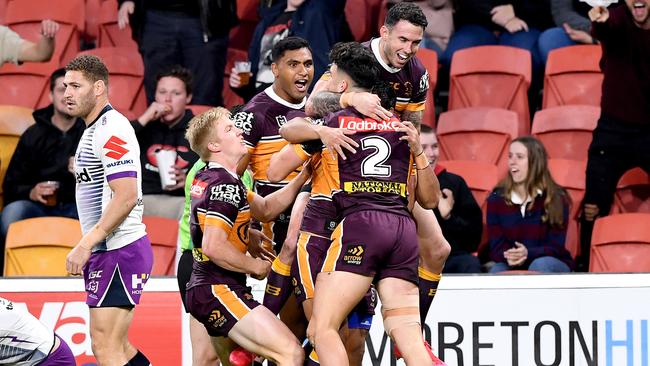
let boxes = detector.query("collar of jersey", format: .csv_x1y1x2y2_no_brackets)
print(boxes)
264,86,306,109
371,38,401,74
207,161,239,179
86,104,114,128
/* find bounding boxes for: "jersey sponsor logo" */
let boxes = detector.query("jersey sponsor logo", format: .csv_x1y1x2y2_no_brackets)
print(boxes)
343,244,365,265
132,273,150,295
210,184,242,205
103,136,129,160
192,248,210,262
86,280,99,294
190,179,208,198
420,71,429,92
106,159,134,168
208,309,227,328
88,270,102,279
236,221,249,244
343,181,407,197
232,111,254,135
75,168,92,183
339,117,401,132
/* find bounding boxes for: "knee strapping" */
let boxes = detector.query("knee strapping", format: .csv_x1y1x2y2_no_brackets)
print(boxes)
381,294,420,336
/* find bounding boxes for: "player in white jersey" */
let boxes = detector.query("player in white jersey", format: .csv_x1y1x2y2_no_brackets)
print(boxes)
64,55,152,366
0,297,75,365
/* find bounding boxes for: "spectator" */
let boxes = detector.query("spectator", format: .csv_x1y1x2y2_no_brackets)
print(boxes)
229,0,347,101
420,125,483,273
0,20,60,66
1,68,85,273
117,0,237,106
487,136,573,273
579,3,650,271
538,0,596,63
131,66,199,220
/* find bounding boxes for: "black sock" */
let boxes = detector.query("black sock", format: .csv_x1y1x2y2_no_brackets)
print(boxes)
125,350,151,366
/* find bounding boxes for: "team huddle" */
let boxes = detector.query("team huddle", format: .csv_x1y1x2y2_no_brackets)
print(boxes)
50,2,448,366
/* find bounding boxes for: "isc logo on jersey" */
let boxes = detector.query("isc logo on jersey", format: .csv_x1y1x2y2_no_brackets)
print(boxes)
232,112,254,135
210,184,242,205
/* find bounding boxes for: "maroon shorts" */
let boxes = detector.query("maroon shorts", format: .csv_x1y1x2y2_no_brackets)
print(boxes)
186,284,260,337
322,210,419,285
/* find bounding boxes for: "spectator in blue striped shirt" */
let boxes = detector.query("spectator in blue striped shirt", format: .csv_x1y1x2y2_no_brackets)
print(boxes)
486,136,574,273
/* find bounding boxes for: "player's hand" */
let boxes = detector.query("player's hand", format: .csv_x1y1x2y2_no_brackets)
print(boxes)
29,182,56,204
118,1,135,29
589,6,609,22
504,17,529,33
583,203,599,221
138,102,171,125
396,121,422,155
563,23,594,44
491,4,516,27
298,158,313,181
251,259,272,280
66,244,92,275
229,67,243,88
437,188,454,220
248,229,276,262
316,126,358,160
343,92,393,122
40,20,59,39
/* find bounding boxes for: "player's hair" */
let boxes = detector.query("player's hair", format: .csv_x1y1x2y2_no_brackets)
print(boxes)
229,104,246,115
155,65,193,95
186,107,230,161
420,124,435,134
385,2,428,30
329,42,380,90
370,81,397,110
49,68,66,92
65,55,109,86
271,36,312,63
497,136,570,227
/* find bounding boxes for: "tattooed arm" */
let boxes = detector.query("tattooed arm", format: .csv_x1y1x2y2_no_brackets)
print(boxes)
401,110,424,131
306,91,344,118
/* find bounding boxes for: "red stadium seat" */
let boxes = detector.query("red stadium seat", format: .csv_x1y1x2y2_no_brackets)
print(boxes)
443,160,499,258
436,107,518,175
611,168,650,215
96,0,139,50
229,0,259,52
590,213,650,272
548,159,587,258
4,0,84,65
0,0,6,23
0,62,57,109
143,216,179,276
531,105,599,161
76,47,147,117
0,105,36,209
223,48,248,109
449,45,531,135
543,45,603,109
416,47,438,128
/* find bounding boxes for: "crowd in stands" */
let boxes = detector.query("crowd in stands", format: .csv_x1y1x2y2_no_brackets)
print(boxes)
1,0,650,276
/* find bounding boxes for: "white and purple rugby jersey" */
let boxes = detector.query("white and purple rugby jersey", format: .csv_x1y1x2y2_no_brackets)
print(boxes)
74,105,145,251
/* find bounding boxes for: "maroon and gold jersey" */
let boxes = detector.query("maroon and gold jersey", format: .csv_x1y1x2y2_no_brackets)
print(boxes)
320,107,414,218
232,86,307,193
363,38,429,114
187,162,254,288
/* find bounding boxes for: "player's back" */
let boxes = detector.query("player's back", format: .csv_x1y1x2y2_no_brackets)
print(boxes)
321,108,413,218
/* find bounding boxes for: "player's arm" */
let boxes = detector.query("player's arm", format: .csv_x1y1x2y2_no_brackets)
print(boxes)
202,225,270,279
267,144,308,183
396,121,439,209
18,20,59,63
280,119,358,160
307,90,392,121
66,177,139,274
250,166,311,222
236,152,251,176
401,110,424,131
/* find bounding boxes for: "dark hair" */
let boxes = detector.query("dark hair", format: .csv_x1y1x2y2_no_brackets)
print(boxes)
65,55,109,85
385,2,428,30
271,36,312,63
420,124,434,134
156,65,193,95
497,136,570,227
329,42,379,90
370,81,396,110
229,104,245,115
49,68,66,92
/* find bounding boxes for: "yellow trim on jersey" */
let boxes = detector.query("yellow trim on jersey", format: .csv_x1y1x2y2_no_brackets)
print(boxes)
211,285,253,320
405,101,426,112
322,220,344,272
205,216,233,232
247,190,255,204
418,267,442,281
342,181,407,197
271,257,292,276
297,232,315,299
293,143,312,161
